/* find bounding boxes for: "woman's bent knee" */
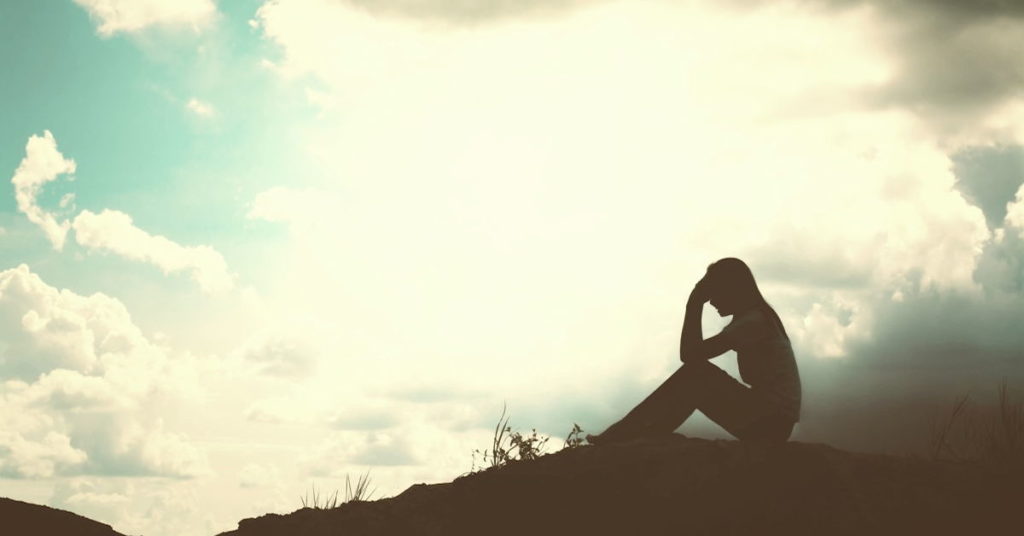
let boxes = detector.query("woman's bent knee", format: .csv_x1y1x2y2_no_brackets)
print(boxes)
679,360,718,377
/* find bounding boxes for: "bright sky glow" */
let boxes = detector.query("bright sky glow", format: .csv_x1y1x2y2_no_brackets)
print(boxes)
2,1,1023,535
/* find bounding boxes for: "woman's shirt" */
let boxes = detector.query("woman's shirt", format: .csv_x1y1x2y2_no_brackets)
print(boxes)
720,306,802,423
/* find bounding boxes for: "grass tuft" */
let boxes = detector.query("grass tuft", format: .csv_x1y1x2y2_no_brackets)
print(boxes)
927,379,1024,470
300,483,339,510
345,471,376,503
300,471,375,510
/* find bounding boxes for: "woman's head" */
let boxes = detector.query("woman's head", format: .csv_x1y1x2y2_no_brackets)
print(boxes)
703,257,789,339
703,258,761,315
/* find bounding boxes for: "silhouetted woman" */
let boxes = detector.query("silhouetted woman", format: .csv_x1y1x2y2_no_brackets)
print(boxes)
588,258,801,444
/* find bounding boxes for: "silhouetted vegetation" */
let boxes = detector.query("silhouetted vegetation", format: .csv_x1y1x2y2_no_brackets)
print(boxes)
471,405,586,472
563,423,586,450
927,379,1023,470
299,472,375,510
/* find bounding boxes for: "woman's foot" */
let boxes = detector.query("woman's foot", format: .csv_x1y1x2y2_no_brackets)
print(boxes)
586,432,627,445
585,432,646,445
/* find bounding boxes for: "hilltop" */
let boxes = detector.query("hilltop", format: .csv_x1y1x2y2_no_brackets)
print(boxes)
1,496,127,536
218,436,1020,536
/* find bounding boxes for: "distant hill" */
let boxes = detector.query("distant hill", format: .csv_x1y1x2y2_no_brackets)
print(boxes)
1,496,126,536
219,436,1020,536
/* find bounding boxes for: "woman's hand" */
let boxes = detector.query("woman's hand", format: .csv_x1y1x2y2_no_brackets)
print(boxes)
689,276,711,305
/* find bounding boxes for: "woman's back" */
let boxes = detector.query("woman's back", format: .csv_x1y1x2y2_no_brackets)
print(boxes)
723,306,802,423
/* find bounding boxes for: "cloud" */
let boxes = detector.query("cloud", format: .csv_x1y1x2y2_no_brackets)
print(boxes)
792,288,1024,455
236,335,316,379
76,419,208,478
873,15,1024,143
10,130,76,250
1006,183,1024,235
8,132,234,294
243,396,314,424
337,0,607,24
379,383,486,404
330,406,401,430
238,463,279,488
244,0,1024,460
50,478,131,526
759,0,1024,144
73,209,234,293
753,164,1024,454
304,431,420,474
255,0,1024,147
73,0,217,36
348,434,419,466
0,264,148,381
28,5,1002,474
952,146,1024,229
0,421,87,479
49,478,218,536
185,98,215,118
0,264,208,478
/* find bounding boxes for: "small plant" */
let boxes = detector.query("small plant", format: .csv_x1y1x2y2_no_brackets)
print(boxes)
344,471,375,502
471,405,586,472
508,427,550,461
300,483,339,509
928,392,972,461
926,379,1024,469
472,403,514,470
563,423,586,450
299,471,375,509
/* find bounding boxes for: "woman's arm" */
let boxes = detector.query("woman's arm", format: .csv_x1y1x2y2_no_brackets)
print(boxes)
679,284,706,361
679,278,737,362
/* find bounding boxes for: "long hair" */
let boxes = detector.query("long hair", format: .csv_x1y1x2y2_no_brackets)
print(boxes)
706,257,789,340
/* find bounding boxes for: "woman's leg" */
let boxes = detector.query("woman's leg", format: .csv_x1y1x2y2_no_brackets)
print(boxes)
688,367,792,443
589,362,711,444
590,361,786,444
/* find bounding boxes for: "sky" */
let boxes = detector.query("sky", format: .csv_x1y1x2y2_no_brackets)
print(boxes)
1,0,1023,534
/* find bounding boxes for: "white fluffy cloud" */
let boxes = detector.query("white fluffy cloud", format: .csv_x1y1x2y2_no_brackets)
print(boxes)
0,417,87,479
1006,183,1024,235
0,264,208,478
51,478,131,524
49,478,220,536
0,264,148,381
10,130,76,250
73,0,217,36
9,132,234,293
73,209,234,293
